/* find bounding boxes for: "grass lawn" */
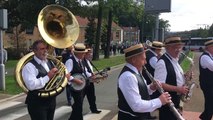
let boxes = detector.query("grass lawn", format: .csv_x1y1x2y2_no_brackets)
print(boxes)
181,52,194,72
0,55,125,95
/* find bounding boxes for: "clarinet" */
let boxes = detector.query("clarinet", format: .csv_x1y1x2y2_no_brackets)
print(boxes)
143,66,185,120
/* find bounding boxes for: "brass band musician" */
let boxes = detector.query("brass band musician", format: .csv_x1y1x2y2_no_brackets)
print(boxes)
154,37,189,120
82,47,102,113
22,40,70,120
65,43,87,120
117,43,171,120
199,40,213,120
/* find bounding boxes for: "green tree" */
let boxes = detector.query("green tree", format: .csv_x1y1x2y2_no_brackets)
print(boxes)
85,17,96,46
100,21,107,55
208,24,213,36
93,0,104,60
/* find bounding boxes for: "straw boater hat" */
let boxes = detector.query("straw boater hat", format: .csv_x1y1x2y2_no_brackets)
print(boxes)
151,41,164,49
124,43,144,59
73,43,87,53
204,39,213,47
164,37,185,45
86,48,92,52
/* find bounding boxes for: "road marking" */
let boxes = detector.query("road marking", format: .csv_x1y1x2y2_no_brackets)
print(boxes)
111,114,118,120
0,107,28,120
84,109,111,120
0,101,22,111
0,104,113,120
54,106,72,119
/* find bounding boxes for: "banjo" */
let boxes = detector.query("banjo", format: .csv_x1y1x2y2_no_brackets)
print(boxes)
70,67,110,91
70,73,86,91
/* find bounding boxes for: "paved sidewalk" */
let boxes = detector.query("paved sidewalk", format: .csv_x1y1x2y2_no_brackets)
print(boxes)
0,93,25,103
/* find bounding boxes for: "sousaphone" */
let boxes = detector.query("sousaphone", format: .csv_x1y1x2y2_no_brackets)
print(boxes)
15,4,79,97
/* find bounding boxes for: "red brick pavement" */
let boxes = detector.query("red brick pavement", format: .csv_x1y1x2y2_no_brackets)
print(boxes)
183,111,201,120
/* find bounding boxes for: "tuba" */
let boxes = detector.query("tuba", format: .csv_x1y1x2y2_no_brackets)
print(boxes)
15,4,79,97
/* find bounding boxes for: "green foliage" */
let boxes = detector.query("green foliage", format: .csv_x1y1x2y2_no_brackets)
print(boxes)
181,52,194,72
100,21,108,44
190,28,209,38
85,17,96,46
208,23,213,36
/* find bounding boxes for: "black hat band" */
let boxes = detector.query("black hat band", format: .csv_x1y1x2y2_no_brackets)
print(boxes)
75,48,85,51
165,40,183,44
125,48,144,58
152,44,162,48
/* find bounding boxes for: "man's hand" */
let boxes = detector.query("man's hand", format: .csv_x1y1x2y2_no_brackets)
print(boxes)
48,68,58,79
177,86,189,95
66,73,71,80
150,80,161,91
159,92,172,105
72,78,84,85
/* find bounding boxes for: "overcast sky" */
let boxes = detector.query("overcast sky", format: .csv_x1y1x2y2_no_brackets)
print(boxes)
160,0,213,32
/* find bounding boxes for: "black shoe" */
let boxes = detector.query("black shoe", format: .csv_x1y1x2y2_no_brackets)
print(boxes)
91,110,102,114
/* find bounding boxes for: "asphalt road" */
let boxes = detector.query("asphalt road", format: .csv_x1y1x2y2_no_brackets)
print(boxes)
0,64,123,120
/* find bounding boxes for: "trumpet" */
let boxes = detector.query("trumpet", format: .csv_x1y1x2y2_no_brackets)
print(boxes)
143,66,185,120
180,52,199,102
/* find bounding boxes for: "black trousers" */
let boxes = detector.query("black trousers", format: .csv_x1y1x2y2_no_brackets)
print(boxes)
159,105,178,120
66,84,72,103
118,111,150,120
85,82,98,111
199,88,213,120
159,94,181,120
69,90,84,120
27,100,56,120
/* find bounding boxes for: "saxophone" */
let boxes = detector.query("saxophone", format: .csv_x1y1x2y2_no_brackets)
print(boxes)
181,52,198,102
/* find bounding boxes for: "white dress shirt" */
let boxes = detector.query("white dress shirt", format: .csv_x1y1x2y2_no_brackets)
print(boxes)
200,51,213,71
154,53,185,87
118,63,162,113
148,49,158,68
22,56,50,90
65,55,80,82
85,59,93,77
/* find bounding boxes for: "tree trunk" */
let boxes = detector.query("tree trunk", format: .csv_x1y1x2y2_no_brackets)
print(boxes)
105,10,112,58
93,2,103,60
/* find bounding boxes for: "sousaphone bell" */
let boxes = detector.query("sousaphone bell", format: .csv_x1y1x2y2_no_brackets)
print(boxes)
15,4,79,97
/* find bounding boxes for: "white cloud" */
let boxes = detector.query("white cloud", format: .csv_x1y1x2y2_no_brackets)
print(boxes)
160,0,213,32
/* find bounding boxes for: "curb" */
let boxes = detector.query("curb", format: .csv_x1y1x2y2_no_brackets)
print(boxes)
0,93,25,103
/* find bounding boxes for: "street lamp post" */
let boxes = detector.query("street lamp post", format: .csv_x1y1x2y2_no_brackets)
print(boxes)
0,9,8,90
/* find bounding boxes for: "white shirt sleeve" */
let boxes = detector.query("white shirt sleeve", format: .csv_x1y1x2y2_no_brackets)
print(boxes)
65,59,74,82
85,66,92,77
119,71,162,113
154,59,167,83
149,56,158,68
22,63,49,90
200,55,213,71
84,60,93,77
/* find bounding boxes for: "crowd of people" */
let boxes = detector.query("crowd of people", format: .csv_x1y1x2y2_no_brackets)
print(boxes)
19,36,213,120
